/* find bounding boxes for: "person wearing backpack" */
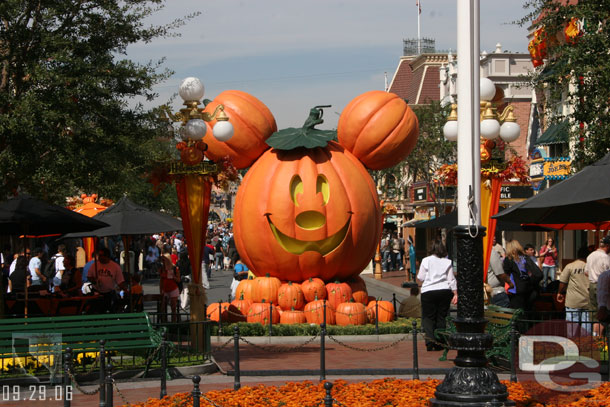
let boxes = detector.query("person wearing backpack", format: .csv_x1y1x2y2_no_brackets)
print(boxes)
28,248,47,290
50,244,67,293
503,240,541,311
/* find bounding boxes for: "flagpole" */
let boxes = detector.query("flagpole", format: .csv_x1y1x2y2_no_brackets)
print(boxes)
417,1,421,54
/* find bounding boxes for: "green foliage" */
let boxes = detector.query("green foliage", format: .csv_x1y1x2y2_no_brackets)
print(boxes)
519,1,610,168
211,318,420,336
0,0,196,210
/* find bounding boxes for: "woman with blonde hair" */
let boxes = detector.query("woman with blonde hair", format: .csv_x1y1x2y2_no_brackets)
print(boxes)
503,239,542,311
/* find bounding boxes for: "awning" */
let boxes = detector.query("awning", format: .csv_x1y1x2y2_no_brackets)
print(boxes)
535,120,569,146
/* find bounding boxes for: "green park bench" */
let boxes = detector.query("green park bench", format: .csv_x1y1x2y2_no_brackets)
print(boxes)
0,312,163,374
435,305,523,364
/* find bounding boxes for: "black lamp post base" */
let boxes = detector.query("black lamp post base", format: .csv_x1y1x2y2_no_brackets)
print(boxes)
430,225,515,406
430,365,515,406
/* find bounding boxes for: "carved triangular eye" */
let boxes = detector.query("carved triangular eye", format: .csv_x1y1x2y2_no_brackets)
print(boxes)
316,175,330,205
290,175,303,206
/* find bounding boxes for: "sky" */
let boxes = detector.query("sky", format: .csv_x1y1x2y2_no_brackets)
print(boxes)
126,0,532,130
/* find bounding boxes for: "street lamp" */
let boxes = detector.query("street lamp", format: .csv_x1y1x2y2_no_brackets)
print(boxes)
431,1,516,406
159,76,234,351
444,77,520,144
163,77,234,143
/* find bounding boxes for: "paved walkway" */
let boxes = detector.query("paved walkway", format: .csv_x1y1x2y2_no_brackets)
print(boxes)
0,270,436,406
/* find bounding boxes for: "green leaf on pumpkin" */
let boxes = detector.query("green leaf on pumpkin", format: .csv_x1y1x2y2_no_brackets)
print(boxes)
266,106,337,150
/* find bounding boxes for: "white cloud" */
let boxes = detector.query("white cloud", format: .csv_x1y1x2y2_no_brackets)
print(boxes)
128,0,532,128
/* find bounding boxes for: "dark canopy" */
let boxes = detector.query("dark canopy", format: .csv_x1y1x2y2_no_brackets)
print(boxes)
415,211,553,231
493,152,610,225
0,194,108,236
63,196,182,238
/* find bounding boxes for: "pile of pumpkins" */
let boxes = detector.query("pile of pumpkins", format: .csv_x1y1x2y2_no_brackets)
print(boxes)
206,274,395,326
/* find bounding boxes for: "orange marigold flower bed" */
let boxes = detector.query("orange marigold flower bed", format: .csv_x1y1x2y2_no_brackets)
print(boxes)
122,379,610,407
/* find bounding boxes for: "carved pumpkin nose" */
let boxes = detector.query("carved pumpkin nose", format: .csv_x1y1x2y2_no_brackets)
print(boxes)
295,211,326,230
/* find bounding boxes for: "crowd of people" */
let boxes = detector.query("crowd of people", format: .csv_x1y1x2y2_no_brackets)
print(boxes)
410,234,610,351
0,221,244,318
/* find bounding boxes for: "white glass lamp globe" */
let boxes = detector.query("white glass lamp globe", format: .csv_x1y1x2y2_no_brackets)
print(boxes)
480,77,496,101
480,118,500,140
443,120,458,141
499,121,521,143
179,77,205,102
213,121,234,142
184,119,207,140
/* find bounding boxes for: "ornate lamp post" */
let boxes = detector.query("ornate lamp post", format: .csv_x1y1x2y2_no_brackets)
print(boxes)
161,77,234,349
430,1,518,406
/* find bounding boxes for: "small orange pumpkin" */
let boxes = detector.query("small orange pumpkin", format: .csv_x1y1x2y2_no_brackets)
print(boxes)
277,281,305,310
230,294,253,322
235,276,256,301
366,300,395,323
337,90,419,170
304,297,336,325
335,301,367,326
301,277,327,302
280,308,306,324
247,300,280,324
252,274,281,304
203,90,277,169
346,275,368,304
325,281,352,311
207,302,239,323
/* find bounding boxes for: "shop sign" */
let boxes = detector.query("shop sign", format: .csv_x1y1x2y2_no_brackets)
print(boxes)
413,186,427,202
500,185,534,200
529,158,545,181
543,158,571,180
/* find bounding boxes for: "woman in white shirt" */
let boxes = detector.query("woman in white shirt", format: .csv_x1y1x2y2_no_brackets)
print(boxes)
417,240,457,351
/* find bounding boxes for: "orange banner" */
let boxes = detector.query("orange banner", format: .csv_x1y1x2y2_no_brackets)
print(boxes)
481,178,502,282
175,175,212,285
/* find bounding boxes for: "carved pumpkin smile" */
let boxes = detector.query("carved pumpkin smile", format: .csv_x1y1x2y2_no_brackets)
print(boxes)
265,212,352,256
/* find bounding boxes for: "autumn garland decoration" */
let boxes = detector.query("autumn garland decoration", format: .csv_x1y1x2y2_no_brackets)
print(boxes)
434,155,529,186
146,156,239,195
122,378,610,407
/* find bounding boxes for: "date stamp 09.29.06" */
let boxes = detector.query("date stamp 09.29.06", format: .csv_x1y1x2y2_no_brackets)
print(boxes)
1,385,73,403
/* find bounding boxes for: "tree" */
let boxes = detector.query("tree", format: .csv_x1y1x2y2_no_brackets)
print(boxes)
0,1,196,207
520,0,610,169
405,101,457,214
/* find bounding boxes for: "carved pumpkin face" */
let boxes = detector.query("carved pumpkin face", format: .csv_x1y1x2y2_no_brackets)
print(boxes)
233,141,381,283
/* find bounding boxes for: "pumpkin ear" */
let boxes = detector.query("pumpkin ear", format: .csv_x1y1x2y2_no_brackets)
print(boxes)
337,91,419,170
203,90,277,169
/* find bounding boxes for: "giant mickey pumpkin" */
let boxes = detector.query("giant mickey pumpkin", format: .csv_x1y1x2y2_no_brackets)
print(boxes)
233,99,418,283
234,141,381,282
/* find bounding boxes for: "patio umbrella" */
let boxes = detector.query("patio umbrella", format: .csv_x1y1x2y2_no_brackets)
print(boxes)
73,202,108,218
493,152,610,226
0,195,108,236
0,195,108,317
64,196,183,312
64,196,182,238
415,211,553,231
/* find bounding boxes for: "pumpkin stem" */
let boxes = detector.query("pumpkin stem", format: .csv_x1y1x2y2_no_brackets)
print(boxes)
239,293,245,300
265,273,271,277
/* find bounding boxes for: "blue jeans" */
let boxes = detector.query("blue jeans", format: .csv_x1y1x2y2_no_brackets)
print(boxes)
491,292,511,308
565,307,591,337
542,265,556,287
382,251,391,271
